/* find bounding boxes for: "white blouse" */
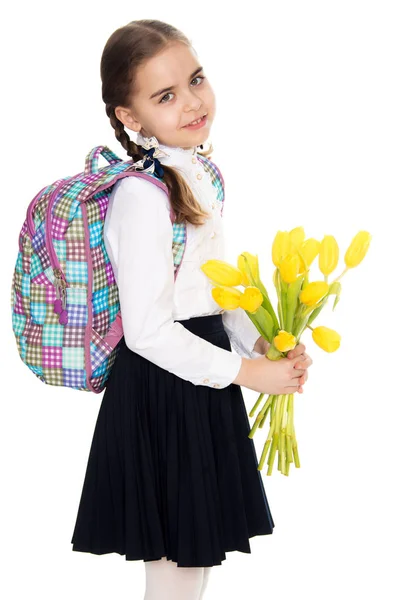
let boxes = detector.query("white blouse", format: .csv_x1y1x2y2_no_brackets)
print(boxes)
103,133,263,389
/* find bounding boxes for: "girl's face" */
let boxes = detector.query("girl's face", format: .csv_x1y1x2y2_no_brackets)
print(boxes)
115,41,216,150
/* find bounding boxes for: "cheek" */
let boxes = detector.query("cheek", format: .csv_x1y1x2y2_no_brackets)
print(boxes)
155,110,179,134
205,88,216,117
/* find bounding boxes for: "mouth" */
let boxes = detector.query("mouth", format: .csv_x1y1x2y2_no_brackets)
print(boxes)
183,113,208,127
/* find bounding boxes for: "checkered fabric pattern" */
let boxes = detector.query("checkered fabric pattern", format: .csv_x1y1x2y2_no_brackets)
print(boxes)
10,145,225,394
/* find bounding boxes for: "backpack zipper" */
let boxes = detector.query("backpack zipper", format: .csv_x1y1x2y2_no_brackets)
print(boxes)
26,186,48,237
27,177,73,238
45,180,70,323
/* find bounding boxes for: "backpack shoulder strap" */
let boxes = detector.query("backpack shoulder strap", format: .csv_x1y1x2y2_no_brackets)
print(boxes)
197,154,225,216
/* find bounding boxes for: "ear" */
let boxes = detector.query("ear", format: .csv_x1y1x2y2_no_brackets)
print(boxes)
114,105,142,133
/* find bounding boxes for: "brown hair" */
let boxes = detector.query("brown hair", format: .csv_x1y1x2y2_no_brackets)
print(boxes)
101,19,214,226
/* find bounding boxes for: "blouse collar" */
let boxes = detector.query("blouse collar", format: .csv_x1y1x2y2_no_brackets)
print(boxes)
135,131,220,214
136,131,200,171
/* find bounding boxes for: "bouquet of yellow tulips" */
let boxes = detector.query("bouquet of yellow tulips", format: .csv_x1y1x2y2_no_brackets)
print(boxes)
200,227,372,477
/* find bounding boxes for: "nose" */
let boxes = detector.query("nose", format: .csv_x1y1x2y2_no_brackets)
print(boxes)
182,88,202,112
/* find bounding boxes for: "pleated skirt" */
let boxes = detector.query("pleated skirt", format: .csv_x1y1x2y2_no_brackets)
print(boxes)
70,313,275,567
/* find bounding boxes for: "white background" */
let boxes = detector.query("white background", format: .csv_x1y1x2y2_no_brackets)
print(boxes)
1,1,399,598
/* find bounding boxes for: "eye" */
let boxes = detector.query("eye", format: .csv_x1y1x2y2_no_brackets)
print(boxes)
159,93,173,104
159,75,206,104
191,75,206,86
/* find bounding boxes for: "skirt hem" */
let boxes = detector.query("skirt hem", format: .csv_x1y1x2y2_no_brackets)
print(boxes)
71,528,274,568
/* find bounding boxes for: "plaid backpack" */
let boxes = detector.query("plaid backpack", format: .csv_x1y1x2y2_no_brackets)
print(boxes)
10,145,225,394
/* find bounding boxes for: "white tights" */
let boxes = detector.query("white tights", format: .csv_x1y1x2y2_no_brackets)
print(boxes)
144,556,212,600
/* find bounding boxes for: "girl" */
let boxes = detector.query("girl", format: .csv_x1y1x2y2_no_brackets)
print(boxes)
70,18,312,600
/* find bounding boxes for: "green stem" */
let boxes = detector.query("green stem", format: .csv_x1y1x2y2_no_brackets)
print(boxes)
267,396,278,439
274,268,284,330
258,438,272,470
256,278,280,332
249,392,265,417
331,266,350,284
266,344,283,361
285,276,304,334
240,254,279,333
248,394,274,438
281,277,288,331
292,307,308,339
306,295,329,327
267,433,279,475
259,410,269,428
292,427,301,468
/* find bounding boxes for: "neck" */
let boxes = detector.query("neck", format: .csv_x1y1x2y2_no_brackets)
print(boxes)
137,131,199,154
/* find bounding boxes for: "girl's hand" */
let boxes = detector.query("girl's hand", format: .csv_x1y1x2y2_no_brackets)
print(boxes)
257,339,313,394
254,337,271,354
287,343,313,393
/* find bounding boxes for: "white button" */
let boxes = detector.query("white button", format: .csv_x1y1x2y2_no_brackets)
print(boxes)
203,378,210,384
192,157,197,164
212,202,216,209
196,173,203,180
210,231,215,238
213,383,220,388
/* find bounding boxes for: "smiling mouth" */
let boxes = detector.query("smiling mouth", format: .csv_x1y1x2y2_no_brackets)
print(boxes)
184,113,207,127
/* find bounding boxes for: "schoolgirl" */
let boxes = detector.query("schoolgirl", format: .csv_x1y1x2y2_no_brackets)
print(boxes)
70,18,312,600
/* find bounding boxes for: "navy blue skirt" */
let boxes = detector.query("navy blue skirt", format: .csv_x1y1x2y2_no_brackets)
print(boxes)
70,314,274,567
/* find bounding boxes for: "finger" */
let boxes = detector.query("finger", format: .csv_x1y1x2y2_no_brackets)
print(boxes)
293,355,306,368
294,354,312,369
290,351,307,366
299,372,307,384
291,368,305,379
294,361,308,370
287,344,305,359
284,383,302,392
284,355,304,368
289,379,303,394
302,352,312,366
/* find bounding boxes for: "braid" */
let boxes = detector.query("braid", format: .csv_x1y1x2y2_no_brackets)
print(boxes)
106,103,143,162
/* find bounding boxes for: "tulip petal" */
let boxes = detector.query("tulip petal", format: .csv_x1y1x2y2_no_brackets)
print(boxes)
312,325,341,352
344,231,372,268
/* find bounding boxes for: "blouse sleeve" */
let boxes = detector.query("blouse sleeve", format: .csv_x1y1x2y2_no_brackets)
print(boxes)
103,176,243,389
222,308,263,358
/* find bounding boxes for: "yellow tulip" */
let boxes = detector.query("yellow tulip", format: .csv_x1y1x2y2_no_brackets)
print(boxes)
344,231,372,268
274,330,298,352
237,252,259,286
201,259,244,286
298,238,321,271
319,235,339,276
288,226,305,253
239,286,263,313
211,286,242,310
279,253,301,283
300,281,329,306
272,231,290,267
312,326,341,352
